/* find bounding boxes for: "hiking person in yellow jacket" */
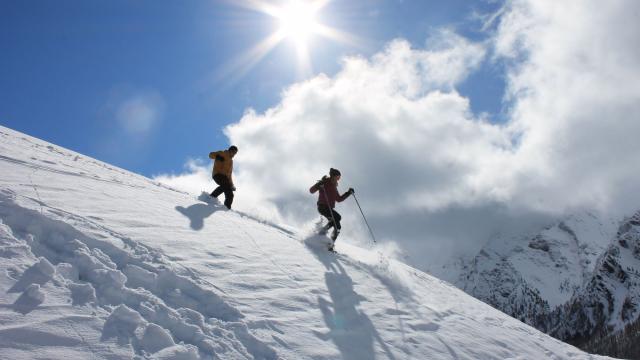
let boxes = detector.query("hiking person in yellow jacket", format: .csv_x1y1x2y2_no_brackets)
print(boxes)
209,145,238,209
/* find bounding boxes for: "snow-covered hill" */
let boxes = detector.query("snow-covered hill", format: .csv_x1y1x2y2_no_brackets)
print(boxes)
448,208,640,357
0,125,608,359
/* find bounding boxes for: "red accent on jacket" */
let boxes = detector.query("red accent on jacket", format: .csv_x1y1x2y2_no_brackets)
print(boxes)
310,180,349,208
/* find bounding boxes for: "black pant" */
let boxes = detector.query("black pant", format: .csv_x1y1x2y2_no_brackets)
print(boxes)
318,204,341,230
211,174,234,209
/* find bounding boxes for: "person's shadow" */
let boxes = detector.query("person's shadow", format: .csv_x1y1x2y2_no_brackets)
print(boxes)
312,251,396,360
175,192,223,230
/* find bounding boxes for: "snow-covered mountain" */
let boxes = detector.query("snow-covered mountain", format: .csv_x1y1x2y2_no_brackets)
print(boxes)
0,124,609,359
448,207,640,357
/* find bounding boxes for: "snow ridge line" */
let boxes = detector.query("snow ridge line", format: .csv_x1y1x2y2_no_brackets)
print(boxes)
0,154,146,189
0,191,278,359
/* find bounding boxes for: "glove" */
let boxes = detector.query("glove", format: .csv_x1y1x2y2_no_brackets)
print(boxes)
231,185,236,191
348,188,355,195
215,154,224,162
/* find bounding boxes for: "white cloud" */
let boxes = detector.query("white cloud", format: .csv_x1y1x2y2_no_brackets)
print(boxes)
153,159,211,196
494,0,640,213
157,1,640,272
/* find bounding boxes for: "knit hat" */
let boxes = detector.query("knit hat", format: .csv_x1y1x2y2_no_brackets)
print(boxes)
329,168,341,177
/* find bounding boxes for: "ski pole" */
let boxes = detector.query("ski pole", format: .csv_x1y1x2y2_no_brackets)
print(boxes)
352,193,377,244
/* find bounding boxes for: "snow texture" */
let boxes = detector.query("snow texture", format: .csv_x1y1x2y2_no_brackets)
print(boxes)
0,124,611,359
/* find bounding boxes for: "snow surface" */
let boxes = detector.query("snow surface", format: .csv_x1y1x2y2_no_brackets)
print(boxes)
0,125,611,359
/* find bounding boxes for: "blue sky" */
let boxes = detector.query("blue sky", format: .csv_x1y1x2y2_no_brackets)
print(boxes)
1,0,504,176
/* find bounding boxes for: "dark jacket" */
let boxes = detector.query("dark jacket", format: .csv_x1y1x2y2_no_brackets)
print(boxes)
310,178,350,208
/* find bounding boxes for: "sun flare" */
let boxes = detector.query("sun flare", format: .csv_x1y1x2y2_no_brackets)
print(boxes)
225,0,358,79
275,2,321,47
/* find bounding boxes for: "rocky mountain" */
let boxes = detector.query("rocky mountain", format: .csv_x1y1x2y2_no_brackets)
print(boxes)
449,210,640,357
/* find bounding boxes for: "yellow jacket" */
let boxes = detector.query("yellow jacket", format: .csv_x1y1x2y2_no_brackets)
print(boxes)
209,150,234,183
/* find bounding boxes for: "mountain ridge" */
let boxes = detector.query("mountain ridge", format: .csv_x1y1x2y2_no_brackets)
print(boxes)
449,205,640,358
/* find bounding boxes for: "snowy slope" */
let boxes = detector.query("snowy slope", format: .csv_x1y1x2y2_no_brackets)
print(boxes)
0,125,609,359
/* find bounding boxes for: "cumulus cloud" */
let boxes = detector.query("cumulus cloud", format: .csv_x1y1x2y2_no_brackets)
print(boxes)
153,159,211,195
157,1,640,273
494,0,640,213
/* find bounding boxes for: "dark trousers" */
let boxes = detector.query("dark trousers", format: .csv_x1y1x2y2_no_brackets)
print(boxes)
318,204,341,230
211,174,234,209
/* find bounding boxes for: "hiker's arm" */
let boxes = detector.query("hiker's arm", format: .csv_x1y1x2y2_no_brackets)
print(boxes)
337,188,354,202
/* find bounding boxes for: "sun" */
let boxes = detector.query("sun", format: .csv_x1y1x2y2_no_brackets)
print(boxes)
274,1,321,48
223,0,359,80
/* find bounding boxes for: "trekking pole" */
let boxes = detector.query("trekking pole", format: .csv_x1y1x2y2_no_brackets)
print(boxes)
352,193,377,244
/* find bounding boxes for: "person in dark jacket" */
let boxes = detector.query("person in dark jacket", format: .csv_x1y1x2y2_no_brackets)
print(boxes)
309,168,354,248
209,145,238,209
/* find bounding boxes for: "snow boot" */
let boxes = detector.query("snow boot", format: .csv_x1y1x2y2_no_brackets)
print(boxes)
328,241,336,252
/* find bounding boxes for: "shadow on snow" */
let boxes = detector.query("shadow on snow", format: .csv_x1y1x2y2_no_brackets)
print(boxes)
306,235,397,360
175,192,224,230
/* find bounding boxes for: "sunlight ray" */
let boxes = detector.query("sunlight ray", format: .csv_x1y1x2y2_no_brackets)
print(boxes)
216,30,286,86
315,24,366,49
232,0,281,17
296,42,313,78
